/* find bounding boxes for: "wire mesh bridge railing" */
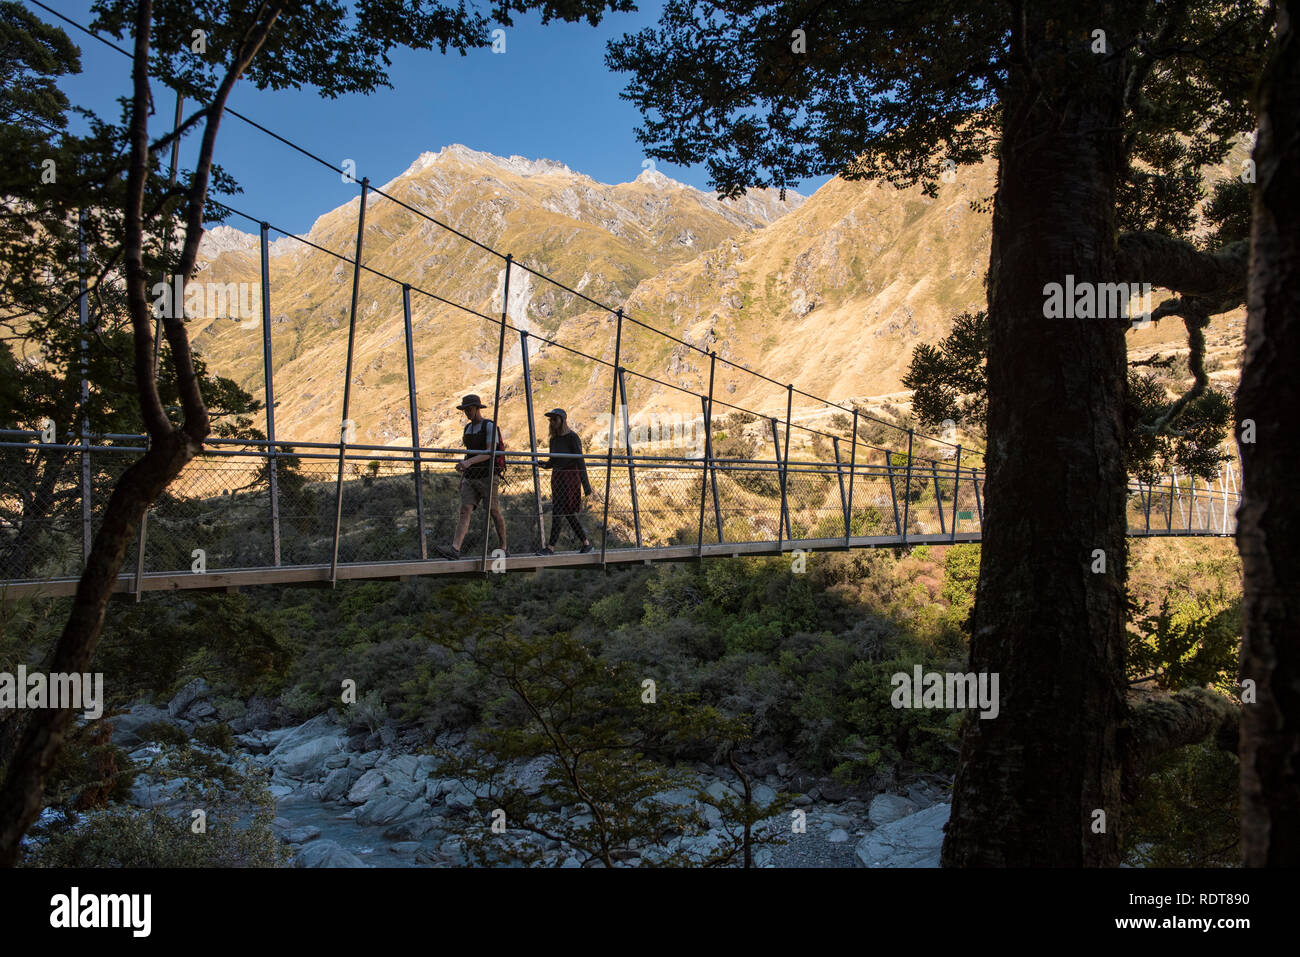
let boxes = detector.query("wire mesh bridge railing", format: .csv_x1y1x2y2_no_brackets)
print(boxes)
0,432,1239,599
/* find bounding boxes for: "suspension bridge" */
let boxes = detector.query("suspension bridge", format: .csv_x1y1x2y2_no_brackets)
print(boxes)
0,8,1242,602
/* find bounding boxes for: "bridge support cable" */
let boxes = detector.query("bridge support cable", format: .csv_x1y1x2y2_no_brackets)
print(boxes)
951,445,963,542
330,178,369,586
519,327,546,554
617,369,642,549
483,254,513,574
600,310,624,570
401,285,426,560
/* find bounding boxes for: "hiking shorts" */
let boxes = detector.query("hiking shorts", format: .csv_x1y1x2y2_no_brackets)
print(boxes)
459,474,498,510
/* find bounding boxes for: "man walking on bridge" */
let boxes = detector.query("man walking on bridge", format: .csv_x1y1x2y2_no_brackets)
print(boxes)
434,394,508,560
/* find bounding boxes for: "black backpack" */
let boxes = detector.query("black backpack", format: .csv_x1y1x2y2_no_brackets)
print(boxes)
465,420,506,475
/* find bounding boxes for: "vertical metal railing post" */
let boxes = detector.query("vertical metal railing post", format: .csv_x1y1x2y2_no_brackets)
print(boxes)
519,326,546,554
845,412,858,547
884,447,902,537
1220,468,1229,535
931,461,946,535
482,253,512,573
950,445,962,541
262,223,281,566
1189,474,1197,532
833,438,848,546
401,285,425,560
78,211,91,565
330,177,369,586
971,467,984,526
1167,469,1176,532
779,385,793,545
599,309,624,568
617,369,642,548
901,429,914,545
705,353,722,545
697,393,709,560
770,418,785,550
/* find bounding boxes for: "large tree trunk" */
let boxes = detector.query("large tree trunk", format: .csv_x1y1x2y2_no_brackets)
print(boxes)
1237,0,1300,868
0,432,198,866
942,10,1131,867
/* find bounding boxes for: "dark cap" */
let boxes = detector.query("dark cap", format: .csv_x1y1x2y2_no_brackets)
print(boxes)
456,394,487,410
543,408,567,419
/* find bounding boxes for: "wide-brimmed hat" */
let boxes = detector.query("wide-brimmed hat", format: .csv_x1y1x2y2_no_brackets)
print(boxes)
456,394,487,410
543,408,567,419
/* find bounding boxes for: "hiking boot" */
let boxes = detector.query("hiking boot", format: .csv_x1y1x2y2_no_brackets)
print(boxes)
538,546,555,556
579,543,594,554
433,544,460,560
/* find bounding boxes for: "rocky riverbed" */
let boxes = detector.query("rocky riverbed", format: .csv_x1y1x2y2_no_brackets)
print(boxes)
107,682,952,868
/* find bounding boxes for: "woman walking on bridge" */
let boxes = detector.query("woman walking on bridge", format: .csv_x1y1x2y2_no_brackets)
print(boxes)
538,408,593,554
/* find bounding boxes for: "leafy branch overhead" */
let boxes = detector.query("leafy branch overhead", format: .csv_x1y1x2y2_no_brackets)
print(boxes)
903,309,1233,483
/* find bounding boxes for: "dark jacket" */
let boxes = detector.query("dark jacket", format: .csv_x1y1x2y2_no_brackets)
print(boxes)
541,429,591,515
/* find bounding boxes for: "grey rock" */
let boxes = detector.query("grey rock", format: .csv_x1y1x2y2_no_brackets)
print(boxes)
828,828,851,844
186,700,217,721
346,768,387,804
750,783,777,805
791,794,813,807
267,714,346,780
822,812,854,829
276,786,322,806
352,750,381,772
355,795,424,827
868,793,919,827
167,678,211,719
652,787,698,808
390,842,421,855
705,781,735,803
855,803,950,868
235,733,271,755
383,819,444,842
443,782,478,812
294,839,366,868
383,754,421,782
561,856,582,869
505,756,552,796
323,753,350,770
320,766,363,802
108,702,173,748
230,695,273,734
416,754,441,776
280,825,321,845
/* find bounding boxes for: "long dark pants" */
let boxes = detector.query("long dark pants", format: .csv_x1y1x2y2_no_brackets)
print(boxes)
548,513,587,546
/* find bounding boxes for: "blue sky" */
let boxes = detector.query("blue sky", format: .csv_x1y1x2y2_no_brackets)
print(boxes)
39,1,832,235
